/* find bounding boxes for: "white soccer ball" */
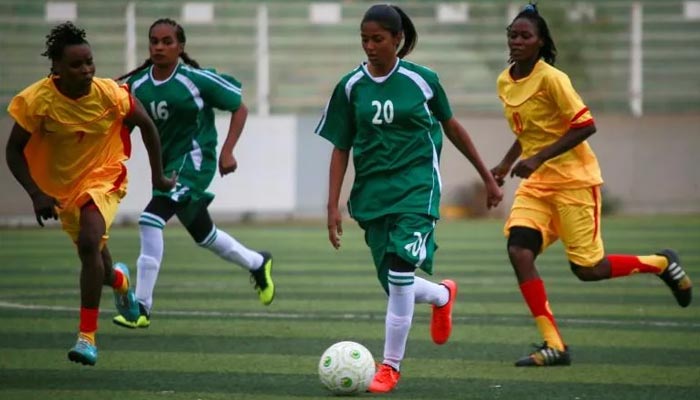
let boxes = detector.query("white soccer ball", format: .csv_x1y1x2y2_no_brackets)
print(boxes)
318,341,376,395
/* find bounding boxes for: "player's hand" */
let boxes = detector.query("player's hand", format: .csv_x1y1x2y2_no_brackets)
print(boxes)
510,157,542,179
490,163,510,187
153,171,177,192
485,180,503,209
30,191,60,227
219,152,238,176
327,206,343,250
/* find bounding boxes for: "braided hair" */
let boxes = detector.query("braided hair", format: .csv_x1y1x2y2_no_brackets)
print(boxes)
116,18,200,81
508,3,557,65
42,22,89,75
361,4,418,59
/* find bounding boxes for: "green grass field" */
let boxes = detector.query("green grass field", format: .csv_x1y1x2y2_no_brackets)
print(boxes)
1,215,698,399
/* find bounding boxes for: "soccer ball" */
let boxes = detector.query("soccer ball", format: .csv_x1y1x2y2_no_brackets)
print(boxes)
318,341,376,395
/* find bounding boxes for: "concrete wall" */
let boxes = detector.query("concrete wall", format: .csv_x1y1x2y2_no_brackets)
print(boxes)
1,114,698,225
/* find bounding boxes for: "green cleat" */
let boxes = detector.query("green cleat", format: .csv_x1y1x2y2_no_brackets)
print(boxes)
250,251,275,305
515,342,571,367
113,302,150,329
68,336,97,366
657,249,692,308
112,262,139,322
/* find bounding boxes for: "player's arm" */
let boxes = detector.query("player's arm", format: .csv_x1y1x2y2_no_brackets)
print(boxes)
5,123,59,226
441,117,503,208
327,147,349,249
218,102,248,176
124,98,176,192
510,124,596,179
491,139,522,186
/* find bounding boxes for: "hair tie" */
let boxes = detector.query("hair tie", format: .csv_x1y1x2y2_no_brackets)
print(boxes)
523,3,537,13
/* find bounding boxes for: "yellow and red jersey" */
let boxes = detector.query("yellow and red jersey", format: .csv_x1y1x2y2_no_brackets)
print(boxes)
7,77,133,207
497,60,602,189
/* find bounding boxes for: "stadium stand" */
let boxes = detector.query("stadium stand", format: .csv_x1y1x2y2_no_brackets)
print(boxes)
0,0,698,115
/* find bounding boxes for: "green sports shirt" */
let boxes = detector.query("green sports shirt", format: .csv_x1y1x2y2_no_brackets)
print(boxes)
315,59,453,222
127,64,242,200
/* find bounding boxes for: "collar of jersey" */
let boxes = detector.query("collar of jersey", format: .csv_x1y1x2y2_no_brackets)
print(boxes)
149,63,181,86
360,58,400,83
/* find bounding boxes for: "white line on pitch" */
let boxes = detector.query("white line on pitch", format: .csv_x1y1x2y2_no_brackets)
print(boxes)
0,300,698,329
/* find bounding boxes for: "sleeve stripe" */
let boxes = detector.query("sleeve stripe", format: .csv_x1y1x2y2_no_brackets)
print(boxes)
186,66,242,95
571,106,590,122
570,118,595,129
398,66,434,100
314,100,329,134
344,70,364,101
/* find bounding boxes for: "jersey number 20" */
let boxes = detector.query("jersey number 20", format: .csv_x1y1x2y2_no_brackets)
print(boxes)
371,100,394,125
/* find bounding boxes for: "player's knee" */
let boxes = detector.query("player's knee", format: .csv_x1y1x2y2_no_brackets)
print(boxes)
76,232,102,259
385,253,415,273
507,227,542,263
569,261,605,281
189,221,215,244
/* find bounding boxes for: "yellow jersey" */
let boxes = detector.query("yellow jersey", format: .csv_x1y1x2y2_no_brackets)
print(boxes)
7,77,133,206
497,60,602,189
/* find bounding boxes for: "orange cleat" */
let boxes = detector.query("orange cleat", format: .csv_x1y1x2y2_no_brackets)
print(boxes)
367,363,401,393
431,279,458,345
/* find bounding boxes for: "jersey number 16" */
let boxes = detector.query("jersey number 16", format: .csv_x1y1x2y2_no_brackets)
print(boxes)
149,100,170,121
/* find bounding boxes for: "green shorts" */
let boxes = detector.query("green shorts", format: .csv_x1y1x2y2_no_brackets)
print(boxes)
359,213,438,294
153,179,214,226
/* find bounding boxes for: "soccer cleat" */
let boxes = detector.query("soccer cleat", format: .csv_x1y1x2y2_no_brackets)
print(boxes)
368,364,401,393
113,302,151,329
515,342,571,367
431,279,458,345
250,251,275,305
657,249,692,308
112,262,139,322
67,336,98,366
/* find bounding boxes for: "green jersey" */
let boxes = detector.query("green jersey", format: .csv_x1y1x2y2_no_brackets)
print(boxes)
315,59,453,222
127,64,242,200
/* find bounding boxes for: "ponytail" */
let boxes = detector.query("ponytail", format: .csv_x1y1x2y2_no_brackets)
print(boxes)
392,6,417,58
115,58,151,82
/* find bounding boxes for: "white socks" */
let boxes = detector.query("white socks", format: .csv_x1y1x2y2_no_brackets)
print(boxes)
134,221,264,313
414,276,449,306
135,224,164,312
199,227,263,271
383,271,415,371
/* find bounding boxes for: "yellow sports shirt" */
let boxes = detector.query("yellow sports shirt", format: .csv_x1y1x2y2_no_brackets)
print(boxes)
497,60,602,189
7,77,133,206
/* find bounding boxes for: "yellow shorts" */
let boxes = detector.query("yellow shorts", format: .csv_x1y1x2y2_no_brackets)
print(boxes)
58,185,127,244
504,185,604,267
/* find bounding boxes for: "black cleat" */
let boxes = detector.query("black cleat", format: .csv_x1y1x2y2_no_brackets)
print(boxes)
657,249,692,307
515,342,571,367
250,251,275,305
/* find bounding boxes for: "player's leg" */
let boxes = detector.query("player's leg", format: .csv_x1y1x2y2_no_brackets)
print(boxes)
567,187,692,306
114,196,176,328
67,201,106,366
508,226,570,367
359,216,401,393
180,205,273,305
414,275,455,345
401,218,456,346
95,191,140,324
506,190,570,367
368,253,413,394
367,214,439,393
101,245,139,323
